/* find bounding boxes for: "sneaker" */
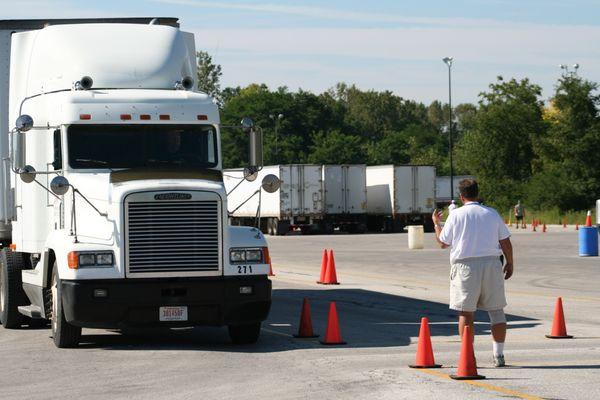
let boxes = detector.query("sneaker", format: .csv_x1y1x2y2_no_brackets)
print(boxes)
493,354,505,367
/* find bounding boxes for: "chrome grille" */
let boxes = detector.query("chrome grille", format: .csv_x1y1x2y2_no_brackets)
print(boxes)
126,197,220,274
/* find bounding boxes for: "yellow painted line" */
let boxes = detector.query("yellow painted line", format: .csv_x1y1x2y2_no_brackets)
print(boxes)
415,368,543,400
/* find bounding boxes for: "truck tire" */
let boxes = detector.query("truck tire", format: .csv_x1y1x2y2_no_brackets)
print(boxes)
50,266,81,348
0,248,28,329
275,219,290,236
228,322,261,344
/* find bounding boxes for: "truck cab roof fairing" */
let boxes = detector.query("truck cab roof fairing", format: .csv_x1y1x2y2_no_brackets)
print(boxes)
13,23,196,96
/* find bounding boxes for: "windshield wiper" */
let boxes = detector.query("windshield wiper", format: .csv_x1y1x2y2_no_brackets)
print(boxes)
75,158,108,165
75,159,114,171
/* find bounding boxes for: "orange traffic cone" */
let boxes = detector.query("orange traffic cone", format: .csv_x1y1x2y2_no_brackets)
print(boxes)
294,298,319,338
585,211,592,227
318,250,339,285
409,317,442,368
450,326,485,380
546,297,573,339
320,302,346,345
543,223,547,233
317,249,328,283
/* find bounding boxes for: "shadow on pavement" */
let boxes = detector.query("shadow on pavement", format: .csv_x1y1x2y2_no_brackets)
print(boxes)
77,288,539,351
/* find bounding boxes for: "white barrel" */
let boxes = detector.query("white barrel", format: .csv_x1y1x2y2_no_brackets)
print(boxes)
408,225,424,249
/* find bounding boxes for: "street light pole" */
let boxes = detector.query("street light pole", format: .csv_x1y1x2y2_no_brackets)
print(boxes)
269,113,284,163
443,57,454,202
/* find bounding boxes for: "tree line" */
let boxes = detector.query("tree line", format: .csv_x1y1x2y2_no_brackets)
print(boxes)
197,52,600,212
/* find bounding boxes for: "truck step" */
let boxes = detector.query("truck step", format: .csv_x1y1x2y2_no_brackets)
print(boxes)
17,305,43,319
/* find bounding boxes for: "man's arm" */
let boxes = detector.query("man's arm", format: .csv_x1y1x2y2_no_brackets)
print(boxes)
432,209,449,249
499,238,514,279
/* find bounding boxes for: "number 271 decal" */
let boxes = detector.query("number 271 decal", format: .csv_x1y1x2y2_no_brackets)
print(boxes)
237,265,253,274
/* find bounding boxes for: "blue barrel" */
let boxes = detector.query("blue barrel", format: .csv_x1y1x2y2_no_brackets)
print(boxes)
579,226,598,256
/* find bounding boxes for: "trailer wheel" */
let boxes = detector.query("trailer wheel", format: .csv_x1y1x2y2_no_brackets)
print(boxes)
228,322,261,344
0,248,28,329
50,265,81,348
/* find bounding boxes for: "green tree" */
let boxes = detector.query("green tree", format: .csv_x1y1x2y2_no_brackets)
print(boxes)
308,130,365,164
533,75,600,209
196,51,222,102
456,77,546,209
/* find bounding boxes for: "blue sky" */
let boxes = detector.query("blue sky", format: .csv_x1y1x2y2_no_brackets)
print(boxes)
2,0,600,104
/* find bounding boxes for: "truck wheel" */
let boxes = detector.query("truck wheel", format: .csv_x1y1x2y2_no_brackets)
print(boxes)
50,266,81,348
275,220,290,236
0,248,28,329
228,322,261,344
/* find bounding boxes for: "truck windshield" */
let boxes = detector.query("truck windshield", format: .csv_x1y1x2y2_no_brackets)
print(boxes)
67,124,217,169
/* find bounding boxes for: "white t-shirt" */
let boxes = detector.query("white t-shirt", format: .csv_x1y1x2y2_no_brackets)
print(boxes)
439,201,510,263
448,203,457,213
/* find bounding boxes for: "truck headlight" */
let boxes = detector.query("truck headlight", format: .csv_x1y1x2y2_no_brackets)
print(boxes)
230,249,246,262
96,252,114,266
68,251,115,269
245,249,263,262
79,253,96,266
229,248,263,263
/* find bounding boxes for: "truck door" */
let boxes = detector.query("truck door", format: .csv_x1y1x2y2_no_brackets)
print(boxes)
323,165,343,214
345,165,366,214
302,165,323,215
415,166,436,213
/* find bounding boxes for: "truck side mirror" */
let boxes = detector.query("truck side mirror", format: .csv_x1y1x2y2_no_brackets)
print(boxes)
241,117,263,170
19,165,36,183
12,114,33,172
50,176,70,196
261,174,281,193
12,131,25,171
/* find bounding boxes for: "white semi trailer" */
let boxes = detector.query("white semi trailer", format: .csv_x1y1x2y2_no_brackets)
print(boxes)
0,18,274,348
322,164,367,233
224,165,324,235
366,165,436,232
224,164,367,235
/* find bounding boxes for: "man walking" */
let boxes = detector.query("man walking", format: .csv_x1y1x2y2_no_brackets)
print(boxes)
514,200,525,229
432,179,514,367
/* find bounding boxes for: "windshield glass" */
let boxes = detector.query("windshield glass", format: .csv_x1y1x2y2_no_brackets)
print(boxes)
67,124,217,169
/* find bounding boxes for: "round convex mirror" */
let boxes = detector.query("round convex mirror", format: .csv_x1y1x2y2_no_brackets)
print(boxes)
50,176,70,196
261,174,281,193
240,117,254,133
19,165,36,183
243,167,258,182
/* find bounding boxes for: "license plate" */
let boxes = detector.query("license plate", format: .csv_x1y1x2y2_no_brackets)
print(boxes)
159,306,188,322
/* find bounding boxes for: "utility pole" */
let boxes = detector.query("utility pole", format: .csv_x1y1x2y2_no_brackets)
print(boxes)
443,57,454,202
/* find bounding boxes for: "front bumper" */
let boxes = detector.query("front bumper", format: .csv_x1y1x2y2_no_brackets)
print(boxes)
60,276,271,329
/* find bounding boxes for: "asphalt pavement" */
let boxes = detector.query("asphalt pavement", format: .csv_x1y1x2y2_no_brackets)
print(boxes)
1,225,599,399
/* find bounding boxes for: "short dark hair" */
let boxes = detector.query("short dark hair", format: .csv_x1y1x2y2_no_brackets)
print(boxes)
459,179,479,199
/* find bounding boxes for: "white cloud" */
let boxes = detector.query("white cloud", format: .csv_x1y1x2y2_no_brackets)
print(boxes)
189,25,600,102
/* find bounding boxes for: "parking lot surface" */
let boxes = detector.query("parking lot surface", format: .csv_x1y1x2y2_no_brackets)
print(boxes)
1,226,599,399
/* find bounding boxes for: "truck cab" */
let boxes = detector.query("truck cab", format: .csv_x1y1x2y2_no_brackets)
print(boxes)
0,18,272,347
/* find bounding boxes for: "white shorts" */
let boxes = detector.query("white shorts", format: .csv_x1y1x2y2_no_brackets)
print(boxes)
450,256,507,312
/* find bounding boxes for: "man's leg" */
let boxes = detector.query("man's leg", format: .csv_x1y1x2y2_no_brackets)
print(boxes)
458,311,474,340
488,309,507,366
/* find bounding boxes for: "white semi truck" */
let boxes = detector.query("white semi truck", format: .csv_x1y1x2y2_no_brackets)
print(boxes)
0,18,274,348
